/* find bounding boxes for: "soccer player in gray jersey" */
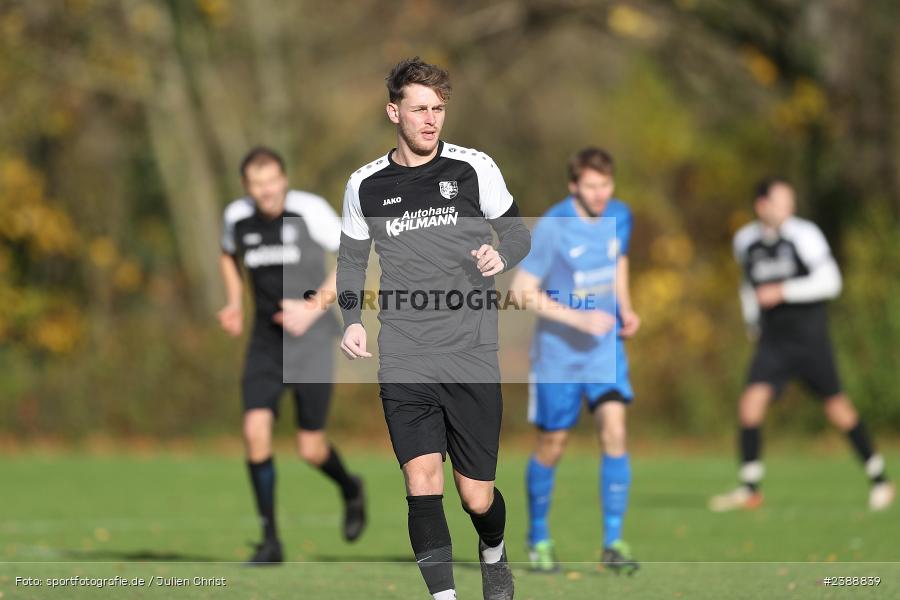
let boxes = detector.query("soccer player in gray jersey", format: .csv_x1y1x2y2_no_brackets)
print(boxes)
709,178,894,512
336,58,530,600
218,147,366,564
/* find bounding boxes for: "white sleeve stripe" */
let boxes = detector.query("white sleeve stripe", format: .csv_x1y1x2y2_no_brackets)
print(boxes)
342,154,391,241
221,198,254,254
285,191,341,252
441,143,513,219
782,217,832,267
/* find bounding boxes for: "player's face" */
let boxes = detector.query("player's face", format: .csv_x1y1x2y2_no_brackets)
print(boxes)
387,84,445,156
243,162,288,218
569,168,615,217
756,182,796,226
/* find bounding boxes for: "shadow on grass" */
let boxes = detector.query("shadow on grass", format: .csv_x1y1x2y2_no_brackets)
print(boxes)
308,554,413,564
60,549,220,562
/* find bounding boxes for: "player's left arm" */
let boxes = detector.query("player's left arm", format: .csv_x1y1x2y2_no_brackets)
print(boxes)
472,154,531,276
277,196,342,336
277,269,337,337
616,205,640,338
758,222,842,308
617,255,640,338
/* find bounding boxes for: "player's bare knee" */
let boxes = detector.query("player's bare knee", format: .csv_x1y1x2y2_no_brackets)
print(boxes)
297,441,325,465
404,458,444,495
243,413,272,457
738,386,769,426
460,488,494,515
535,430,568,466
296,431,328,465
406,473,443,496
245,435,272,462
823,394,858,430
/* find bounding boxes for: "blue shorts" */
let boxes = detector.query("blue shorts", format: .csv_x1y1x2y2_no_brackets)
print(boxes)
529,333,633,430
528,379,633,431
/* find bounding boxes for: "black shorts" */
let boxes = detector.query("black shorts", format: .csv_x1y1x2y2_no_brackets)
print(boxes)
379,351,503,481
747,333,842,399
242,334,334,430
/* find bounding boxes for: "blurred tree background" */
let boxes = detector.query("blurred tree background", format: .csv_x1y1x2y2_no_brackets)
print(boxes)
1,0,898,440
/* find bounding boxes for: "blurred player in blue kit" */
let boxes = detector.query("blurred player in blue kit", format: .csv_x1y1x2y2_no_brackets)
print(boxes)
511,147,640,574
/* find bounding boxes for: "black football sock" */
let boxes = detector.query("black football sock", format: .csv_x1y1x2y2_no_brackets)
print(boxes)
319,446,360,499
739,426,763,492
466,487,507,550
846,420,887,484
407,495,455,596
247,457,277,541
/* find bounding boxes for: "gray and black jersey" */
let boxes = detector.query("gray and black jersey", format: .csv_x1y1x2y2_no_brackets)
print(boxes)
221,190,342,341
733,216,842,338
336,140,531,356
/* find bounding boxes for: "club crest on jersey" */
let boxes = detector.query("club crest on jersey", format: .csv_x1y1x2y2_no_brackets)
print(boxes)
607,238,620,260
281,223,298,244
439,180,458,200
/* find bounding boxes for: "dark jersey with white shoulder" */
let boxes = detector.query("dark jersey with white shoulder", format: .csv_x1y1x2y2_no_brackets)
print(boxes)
221,190,342,340
336,140,531,356
733,216,842,338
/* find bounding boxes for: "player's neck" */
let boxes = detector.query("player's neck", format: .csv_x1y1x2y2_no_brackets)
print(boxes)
257,198,286,220
571,196,603,221
392,138,439,168
759,215,789,233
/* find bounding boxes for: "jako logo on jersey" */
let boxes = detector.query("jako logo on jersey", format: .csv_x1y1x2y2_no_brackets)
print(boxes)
438,180,458,200
244,245,301,268
243,232,262,245
386,207,458,237
383,196,402,206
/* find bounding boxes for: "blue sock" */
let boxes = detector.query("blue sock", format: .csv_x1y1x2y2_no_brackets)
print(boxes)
601,453,631,547
526,455,556,546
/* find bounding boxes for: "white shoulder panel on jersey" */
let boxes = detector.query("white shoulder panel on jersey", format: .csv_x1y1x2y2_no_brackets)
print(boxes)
780,216,832,268
732,221,762,262
221,197,255,254
285,190,341,252
441,142,514,219
342,153,391,240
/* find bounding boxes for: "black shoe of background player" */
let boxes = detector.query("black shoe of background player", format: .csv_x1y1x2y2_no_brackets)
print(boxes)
245,538,283,565
343,475,367,542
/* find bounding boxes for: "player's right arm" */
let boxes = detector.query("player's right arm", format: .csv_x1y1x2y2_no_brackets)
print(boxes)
336,178,373,359
218,253,244,337
218,201,250,337
510,269,615,336
733,225,760,340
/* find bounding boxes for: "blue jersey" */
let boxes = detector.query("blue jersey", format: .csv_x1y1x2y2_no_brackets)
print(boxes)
519,196,632,384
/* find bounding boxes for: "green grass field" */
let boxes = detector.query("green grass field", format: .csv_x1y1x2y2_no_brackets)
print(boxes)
1,448,898,599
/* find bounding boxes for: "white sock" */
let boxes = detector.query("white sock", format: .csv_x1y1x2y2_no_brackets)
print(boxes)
433,590,457,600
481,539,505,564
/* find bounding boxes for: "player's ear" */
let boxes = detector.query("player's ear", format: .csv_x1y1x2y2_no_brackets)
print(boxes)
386,102,400,124
567,180,578,195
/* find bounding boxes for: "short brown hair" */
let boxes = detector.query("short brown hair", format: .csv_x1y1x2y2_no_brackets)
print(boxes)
568,147,615,182
754,176,791,201
240,146,285,178
386,57,452,103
